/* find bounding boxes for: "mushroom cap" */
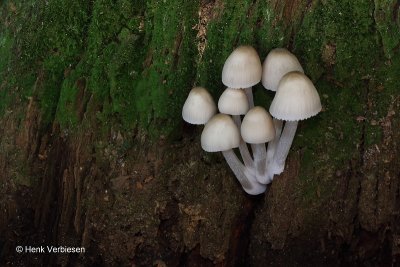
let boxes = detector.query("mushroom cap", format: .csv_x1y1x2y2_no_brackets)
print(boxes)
261,48,304,92
222,46,262,88
218,88,249,115
182,87,216,124
269,71,322,121
201,114,240,152
241,106,275,144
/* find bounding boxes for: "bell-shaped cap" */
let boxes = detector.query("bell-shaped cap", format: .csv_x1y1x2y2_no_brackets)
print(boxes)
201,114,240,152
222,46,262,88
182,87,216,124
269,71,322,121
241,106,275,144
218,88,249,115
262,48,304,92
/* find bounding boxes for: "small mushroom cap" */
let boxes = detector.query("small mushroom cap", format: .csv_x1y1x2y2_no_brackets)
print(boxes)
218,88,249,115
241,106,275,144
261,48,304,92
222,46,262,88
269,71,322,121
201,114,240,152
182,87,216,124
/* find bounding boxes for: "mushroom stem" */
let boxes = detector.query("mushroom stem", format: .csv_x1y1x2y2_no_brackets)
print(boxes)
251,143,268,184
222,150,266,195
267,119,283,160
232,115,254,169
265,118,283,181
270,121,298,175
244,87,254,108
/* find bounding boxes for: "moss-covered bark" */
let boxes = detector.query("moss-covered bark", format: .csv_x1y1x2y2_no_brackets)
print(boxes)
0,0,399,266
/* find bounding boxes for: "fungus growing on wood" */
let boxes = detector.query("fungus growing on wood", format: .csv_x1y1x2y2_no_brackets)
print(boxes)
218,88,254,169
261,48,305,177
201,114,266,195
219,45,263,178
268,71,322,176
222,45,262,107
241,107,275,184
182,46,320,194
222,46,262,89
261,48,304,92
218,88,249,116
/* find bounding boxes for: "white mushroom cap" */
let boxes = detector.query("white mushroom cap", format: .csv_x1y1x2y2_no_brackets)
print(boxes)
201,114,240,152
182,87,216,124
222,46,262,88
261,48,304,92
218,88,249,115
269,71,322,121
241,106,275,144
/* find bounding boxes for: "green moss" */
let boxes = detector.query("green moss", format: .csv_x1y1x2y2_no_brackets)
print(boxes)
254,3,286,53
197,0,256,98
0,31,13,114
56,59,90,128
282,0,400,208
0,0,91,128
296,0,377,80
38,56,65,126
1,0,399,142
290,0,380,204
363,52,400,147
123,0,198,136
0,0,279,138
0,30,12,73
67,0,199,137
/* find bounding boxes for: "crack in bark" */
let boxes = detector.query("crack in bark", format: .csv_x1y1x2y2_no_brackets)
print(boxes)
227,195,263,267
233,0,258,47
393,0,400,23
171,30,184,70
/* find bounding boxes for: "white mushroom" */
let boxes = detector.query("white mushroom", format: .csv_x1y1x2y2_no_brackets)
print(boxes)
222,46,262,89
241,107,275,184
201,114,266,195
261,48,304,92
261,48,304,172
218,88,254,170
221,45,262,107
268,71,322,176
218,88,249,116
182,87,216,125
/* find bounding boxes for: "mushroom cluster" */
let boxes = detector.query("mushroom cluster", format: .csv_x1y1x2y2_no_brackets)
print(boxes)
182,46,321,195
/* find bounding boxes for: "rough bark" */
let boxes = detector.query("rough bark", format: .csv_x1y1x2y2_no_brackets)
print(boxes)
0,0,399,266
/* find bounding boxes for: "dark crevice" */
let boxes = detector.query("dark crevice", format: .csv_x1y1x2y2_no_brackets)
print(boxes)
287,27,296,51
178,245,214,267
82,0,95,50
227,193,265,267
393,0,400,23
171,29,184,70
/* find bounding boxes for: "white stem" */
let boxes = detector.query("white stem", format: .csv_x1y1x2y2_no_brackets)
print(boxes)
265,119,283,182
232,115,254,170
251,143,269,184
244,87,254,108
222,150,266,195
266,119,283,162
271,121,298,175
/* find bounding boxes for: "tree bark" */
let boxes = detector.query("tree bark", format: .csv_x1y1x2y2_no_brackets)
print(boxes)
0,0,399,266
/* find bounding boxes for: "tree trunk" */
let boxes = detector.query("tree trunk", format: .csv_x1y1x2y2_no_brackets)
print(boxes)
0,0,399,266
